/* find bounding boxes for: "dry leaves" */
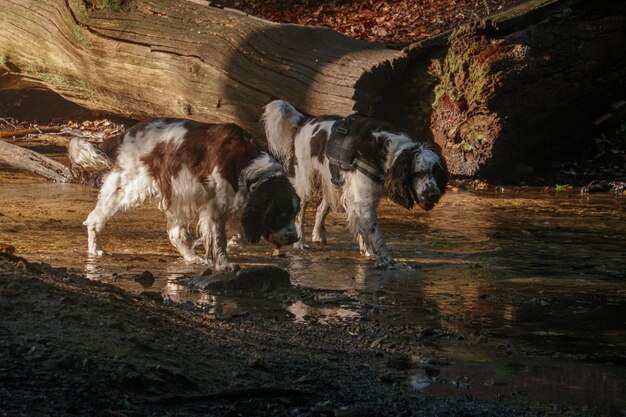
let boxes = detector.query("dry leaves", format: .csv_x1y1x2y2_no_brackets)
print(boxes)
216,0,519,48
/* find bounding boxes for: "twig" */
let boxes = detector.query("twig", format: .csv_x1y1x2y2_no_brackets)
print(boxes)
0,126,63,138
0,118,19,130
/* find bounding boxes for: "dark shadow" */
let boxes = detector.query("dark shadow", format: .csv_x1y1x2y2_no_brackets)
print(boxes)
0,89,134,125
220,22,420,139
479,1,626,181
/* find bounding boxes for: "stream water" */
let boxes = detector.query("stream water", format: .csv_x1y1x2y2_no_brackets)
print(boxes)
1,170,625,415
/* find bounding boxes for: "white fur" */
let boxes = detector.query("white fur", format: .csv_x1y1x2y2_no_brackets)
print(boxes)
68,137,110,172
73,119,290,271
262,100,445,268
261,100,305,165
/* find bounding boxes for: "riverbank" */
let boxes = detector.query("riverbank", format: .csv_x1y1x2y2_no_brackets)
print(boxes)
0,252,603,416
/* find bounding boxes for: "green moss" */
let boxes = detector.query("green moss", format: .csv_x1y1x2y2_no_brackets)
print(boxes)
72,0,89,21
461,129,487,154
432,84,446,108
462,142,475,152
27,72,93,95
102,0,122,12
69,22,86,44
429,25,526,158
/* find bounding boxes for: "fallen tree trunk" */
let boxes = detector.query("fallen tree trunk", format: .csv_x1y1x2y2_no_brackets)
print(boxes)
0,0,398,133
0,0,624,180
0,140,73,182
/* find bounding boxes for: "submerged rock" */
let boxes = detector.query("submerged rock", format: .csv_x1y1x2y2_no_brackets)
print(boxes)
179,266,290,293
133,270,155,288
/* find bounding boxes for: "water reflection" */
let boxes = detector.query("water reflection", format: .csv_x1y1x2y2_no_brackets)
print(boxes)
1,181,624,335
83,255,103,281
287,300,359,323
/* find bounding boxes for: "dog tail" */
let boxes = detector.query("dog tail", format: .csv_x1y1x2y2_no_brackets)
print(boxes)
261,99,304,166
67,137,113,186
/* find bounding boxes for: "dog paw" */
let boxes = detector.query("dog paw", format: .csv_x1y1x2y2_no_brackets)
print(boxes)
227,234,242,250
311,232,327,244
374,258,395,270
88,249,108,257
292,241,310,251
217,263,240,272
183,255,208,265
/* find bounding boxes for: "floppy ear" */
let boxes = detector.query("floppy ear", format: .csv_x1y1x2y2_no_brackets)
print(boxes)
433,155,449,196
241,187,268,243
384,149,415,210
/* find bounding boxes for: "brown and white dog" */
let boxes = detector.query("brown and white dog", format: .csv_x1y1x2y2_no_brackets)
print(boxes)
68,118,300,271
262,100,448,269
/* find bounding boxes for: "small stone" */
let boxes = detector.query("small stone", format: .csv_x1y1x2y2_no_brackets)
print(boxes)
133,270,154,288
140,291,163,303
420,327,435,337
295,374,315,384
178,266,290,293
386,354,413,370
370,337,384,349
312,401,335,414
246,356,267,370
15,260,27,272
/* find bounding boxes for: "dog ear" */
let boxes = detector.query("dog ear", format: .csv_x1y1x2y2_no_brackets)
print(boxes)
241,187,268,243
384,149,415,210
433,155,449,196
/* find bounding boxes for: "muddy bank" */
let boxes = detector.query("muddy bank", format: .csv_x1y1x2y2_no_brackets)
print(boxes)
0,252,602,417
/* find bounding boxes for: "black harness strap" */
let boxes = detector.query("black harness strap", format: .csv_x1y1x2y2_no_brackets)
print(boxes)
354,157,384,184
325,114,384,185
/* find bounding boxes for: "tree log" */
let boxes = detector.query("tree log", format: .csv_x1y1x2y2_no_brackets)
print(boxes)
0,0,399,133
0,0,624,180
0,139,73,182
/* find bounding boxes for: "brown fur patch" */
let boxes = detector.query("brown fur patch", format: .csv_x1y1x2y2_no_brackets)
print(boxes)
140,120,262,207
343,118,393,175
98,133,124,160
384,148,415,209
309,127,328,163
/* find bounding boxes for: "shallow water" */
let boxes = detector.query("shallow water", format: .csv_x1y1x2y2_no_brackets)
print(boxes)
1,171,625,414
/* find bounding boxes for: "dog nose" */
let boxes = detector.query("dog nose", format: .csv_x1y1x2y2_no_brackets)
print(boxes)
426,188,441,202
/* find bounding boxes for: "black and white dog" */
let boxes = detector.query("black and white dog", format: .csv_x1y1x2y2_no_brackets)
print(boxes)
68,118,300,271
262,100,448,268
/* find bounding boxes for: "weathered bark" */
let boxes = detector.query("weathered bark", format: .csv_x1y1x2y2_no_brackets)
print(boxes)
0,0,399,134
0,139,73,182
0,0,624,179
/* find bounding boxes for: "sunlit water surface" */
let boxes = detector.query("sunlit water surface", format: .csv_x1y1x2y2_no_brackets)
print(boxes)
1,171,625,414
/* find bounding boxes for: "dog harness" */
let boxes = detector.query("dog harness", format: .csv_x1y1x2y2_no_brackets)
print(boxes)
325,114,384,185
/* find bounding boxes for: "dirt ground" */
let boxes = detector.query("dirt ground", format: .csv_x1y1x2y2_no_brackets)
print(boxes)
0,252,600,417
